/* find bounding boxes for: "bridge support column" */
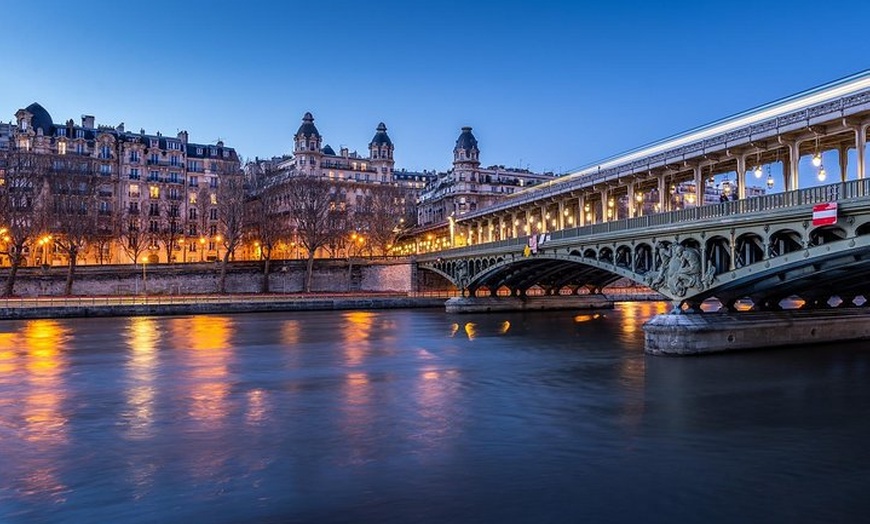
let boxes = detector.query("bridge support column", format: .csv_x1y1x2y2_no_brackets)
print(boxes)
657,175,666,212
627,184,636,218
786,140,801,191
693,165,704,206
855,125,867,180
511,213,518,238
736,154,747,200
558,201,565,229
839,144,849,182
445,294,613,314
579,195,587,226
644,308,870,355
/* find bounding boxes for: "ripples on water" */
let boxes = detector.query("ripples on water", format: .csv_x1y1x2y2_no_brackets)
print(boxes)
1,303,870,523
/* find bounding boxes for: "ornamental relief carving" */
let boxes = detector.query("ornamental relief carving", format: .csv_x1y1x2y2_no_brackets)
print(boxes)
645,242,716,297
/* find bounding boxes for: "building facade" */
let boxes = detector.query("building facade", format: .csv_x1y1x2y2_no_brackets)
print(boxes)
416,126,556,227
5,103,239,265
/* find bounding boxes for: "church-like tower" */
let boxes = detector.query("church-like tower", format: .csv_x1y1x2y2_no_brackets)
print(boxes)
368,122,394,181
294,112,322,175
453,126,480,169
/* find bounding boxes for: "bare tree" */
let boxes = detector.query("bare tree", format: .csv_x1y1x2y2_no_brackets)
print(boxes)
119,199,148,265
0,149,49,296
356,184,408,255
286,175,348,292
154,195,183,263
216,166,246,293
46,155,100,295
246,167,290,292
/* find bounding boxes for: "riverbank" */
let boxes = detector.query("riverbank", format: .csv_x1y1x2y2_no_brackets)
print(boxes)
0,293,448,320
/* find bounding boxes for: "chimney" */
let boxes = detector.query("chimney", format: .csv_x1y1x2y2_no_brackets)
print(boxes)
340,146,349,157
116,122,125,133
177,130,189,144
81,115,95,129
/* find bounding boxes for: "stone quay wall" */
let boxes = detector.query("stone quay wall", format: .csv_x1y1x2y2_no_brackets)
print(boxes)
0,259,415,297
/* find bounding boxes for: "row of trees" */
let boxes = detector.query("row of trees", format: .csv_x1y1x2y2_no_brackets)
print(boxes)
0,149,413,296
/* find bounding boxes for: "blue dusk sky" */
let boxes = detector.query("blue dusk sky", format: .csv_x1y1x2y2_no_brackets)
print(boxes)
1,0,868,176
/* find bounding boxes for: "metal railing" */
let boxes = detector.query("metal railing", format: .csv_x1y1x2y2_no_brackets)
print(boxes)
422,178,870,260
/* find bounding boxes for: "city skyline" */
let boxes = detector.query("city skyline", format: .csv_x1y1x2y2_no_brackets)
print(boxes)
2,1,869,174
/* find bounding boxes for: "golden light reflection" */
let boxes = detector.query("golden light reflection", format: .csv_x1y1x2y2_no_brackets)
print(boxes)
464,322,477,340
22,320,70,445
0,331,18,376
281,319,301,346
341,311,375,366
573,313,603,323
169,316,233,427
498,320,511,335
449,323,459,338
124,317,159,440
618,301,669,336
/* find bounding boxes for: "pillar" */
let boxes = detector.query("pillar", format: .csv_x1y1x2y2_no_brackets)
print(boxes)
736,154,747,200
787,140,801,191
579,195,586,226
601,189,609,222
839,144,849,182
558,201,565,229
627,183,636,218
657,175,666,212
693,164,704,206
856,125,867,180
511,212,518,238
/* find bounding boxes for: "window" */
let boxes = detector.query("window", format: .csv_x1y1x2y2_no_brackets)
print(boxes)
170,155,180,167
100,164,111,175
169,172,180,184
129,183,139,197
189,224,198,236
75,143,85,154
129,202,139,214
98,201,110,215
99,145,112,159
209,177,218,189
210,193,217,205
75,129,84,138
148,171,159,182
149,220,159,233
149,153,159,165
169,205,179,218
130,168,140,180
130,151,140,162
196,147,203,155
149,186,159,199
209,225,217,236
188,208,198,220
189,192,197,204
209,209,218,220
150,139,159,148
168,187,179,200
56,128,67,137
57,142,67,155
149,202,159,216
189,176,198,187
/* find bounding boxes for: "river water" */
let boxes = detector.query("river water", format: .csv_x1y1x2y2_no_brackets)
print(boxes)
1,303,869,523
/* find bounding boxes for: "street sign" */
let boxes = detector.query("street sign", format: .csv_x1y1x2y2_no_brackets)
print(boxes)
812,202,838,226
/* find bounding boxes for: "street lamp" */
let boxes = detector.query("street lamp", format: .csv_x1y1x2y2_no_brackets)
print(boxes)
199,236,206,262
141,255,148,294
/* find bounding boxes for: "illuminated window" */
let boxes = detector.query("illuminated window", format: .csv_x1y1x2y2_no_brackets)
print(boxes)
57,141,67,155
149,186,159,199
210,193,217,205
189,192,197,204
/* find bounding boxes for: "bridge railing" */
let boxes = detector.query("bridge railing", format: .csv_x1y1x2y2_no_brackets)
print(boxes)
425,178,870,260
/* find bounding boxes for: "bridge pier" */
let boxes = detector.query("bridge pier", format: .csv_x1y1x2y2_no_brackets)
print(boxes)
644,308,870,355
445,294,613,314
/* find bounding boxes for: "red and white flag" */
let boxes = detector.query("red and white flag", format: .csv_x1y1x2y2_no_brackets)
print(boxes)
812,202,837,226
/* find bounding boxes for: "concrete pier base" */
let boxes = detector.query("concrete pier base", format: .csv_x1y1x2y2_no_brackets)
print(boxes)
644,308,870,355
445,295,613,314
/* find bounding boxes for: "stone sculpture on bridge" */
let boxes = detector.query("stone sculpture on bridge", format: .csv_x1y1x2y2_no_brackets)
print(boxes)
646,242,716,297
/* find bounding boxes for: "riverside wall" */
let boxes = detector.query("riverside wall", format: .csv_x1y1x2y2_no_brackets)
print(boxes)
0,259,414,297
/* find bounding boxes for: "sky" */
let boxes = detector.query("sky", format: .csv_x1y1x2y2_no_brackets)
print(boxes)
2,0,869,176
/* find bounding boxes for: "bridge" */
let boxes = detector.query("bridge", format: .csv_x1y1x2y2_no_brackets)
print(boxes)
413,71,870,354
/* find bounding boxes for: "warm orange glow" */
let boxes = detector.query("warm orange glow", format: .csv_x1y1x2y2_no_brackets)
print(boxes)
341,311,376,366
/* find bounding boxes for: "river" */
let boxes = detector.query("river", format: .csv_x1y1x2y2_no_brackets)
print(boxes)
1,303,869,523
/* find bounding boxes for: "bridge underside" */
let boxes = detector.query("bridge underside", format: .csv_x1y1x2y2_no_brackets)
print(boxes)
469,258,622,297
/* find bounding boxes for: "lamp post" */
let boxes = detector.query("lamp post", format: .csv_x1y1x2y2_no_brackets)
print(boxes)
141,256,147,294
199,236,206,262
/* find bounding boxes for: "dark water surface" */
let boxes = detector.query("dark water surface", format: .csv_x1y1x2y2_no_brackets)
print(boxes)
1,303,870,523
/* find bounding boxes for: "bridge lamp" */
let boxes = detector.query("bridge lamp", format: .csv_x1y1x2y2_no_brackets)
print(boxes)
754,165,763,178
563,208,569,216
567,215,574,225
545,212,551,219
551,219,557,227
817,166,827,182
607,198,614,208
812,152,822,167
722,179,732,196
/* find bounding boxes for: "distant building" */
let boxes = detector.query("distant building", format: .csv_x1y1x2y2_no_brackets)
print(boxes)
415,126,556,226
6,102,239,264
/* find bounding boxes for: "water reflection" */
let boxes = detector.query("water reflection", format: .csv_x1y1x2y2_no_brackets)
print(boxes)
412,367,461,458
124,317,160,440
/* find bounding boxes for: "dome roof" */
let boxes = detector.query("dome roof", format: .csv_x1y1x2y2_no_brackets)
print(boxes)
454,126,478,152
25,102,54,134
369,122,392,147
295,112,321,139
322,144,336,156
